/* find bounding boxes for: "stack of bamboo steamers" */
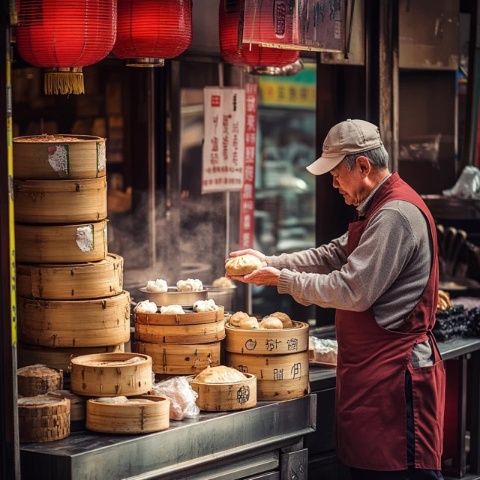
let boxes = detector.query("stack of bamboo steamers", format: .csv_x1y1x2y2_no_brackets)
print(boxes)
13,134,130,383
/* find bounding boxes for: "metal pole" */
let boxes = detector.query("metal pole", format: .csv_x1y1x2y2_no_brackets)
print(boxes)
218,63,232,260
147,69,157,267
0,6,20,478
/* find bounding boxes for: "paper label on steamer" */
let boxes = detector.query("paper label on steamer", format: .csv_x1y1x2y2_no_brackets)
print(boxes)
97,141,106,172
76,225,94,252
47,144,69,176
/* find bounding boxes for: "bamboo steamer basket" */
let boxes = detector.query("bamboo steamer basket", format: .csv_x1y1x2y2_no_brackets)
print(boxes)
17,365,63,397
16,220,108,264
18,291,130,348
18,395,70,443
225,321,309,355
13,134,106,179
190,373,257,411
135,319,225,344
17,343,125,372
255,376,309,401
86,395,169,434
135,307,224,326
47,390,86,425
138,287,207,307
17,254,123,300
135,341,221,375
226,351,310,400
70,353,153,397
14,177,107,224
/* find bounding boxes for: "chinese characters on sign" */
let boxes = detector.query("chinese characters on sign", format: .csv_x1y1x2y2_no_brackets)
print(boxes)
202,87,246,193
239,82,258,248
243,0,346,53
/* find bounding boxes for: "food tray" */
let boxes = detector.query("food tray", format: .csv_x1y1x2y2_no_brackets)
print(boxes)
135,307,224,326
138,287,207,306
70,352,153,397
135,319,226,344
135,341,221,375
225,321,309,355
86,395,169,434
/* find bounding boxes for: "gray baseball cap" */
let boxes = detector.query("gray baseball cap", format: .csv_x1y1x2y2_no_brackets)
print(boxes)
306,119,383,175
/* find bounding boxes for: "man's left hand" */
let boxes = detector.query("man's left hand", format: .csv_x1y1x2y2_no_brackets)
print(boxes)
230,267,281,286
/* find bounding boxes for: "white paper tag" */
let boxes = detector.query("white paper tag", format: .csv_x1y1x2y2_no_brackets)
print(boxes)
47,144,69,176
97,141,106,172
76,225,94,252
334,21,341,40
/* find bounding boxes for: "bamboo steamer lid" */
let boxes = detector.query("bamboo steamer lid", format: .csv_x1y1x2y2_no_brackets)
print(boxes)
135,307,224,326
17,364,63,397
70,353,153,397
224,321,309,355
16,220,108,264
135,319,225,344
14,177,107,224
18,291,131,348
17,254,123,300
190,372,257,412
47,390,86,423
13,134,106,179
226,351,309,381
86,395,169,434
18,395,70,443
135,341,221,375
17,343,125,372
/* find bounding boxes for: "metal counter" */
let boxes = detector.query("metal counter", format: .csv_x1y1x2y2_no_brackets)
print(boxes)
20,395,316,480
310,336,480,384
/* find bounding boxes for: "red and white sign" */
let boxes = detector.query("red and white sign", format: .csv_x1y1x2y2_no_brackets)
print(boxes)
239,82,258,249
202,87,245,193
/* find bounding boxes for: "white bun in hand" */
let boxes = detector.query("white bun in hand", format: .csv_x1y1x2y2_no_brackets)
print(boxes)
225,254,263,276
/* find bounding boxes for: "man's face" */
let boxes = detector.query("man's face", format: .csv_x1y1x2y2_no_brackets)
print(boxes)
330,159,366,206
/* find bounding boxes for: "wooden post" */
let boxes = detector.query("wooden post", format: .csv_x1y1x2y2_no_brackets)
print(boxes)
365,0,399,172
0,5,20,478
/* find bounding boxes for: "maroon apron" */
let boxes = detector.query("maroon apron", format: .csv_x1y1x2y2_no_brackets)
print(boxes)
335,173,445,471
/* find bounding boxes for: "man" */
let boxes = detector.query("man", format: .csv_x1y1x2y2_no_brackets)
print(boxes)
230,119,445,480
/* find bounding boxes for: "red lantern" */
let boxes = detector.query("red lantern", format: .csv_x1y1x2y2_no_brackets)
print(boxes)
219,0,299,72
113,0,192,67
16,0,117,95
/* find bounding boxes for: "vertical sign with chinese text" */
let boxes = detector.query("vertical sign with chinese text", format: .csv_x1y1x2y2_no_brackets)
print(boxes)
239,82,258,248
202,87,245,193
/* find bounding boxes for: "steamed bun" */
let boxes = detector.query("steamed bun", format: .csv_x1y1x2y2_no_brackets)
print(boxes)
229,311,250,327
259,317,284,329
195,366,247,383
264,312,293,328
225,254,263,276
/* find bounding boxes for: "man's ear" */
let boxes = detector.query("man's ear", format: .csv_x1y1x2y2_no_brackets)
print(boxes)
356,156,371,176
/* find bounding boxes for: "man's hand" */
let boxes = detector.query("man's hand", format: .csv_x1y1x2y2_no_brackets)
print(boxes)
230,266,281,286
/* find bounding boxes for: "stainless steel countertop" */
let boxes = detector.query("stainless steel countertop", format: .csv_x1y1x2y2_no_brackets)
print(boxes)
20,395,317,480
310,336,480,384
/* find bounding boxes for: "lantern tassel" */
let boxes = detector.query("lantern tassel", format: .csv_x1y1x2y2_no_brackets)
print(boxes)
44,69,85,95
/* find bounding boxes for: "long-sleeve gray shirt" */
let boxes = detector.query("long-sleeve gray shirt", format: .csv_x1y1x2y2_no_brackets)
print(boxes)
266,187,432,331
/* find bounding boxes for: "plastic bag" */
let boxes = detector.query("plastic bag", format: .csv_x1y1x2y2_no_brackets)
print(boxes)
150,376,199,420
443,166,480,199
